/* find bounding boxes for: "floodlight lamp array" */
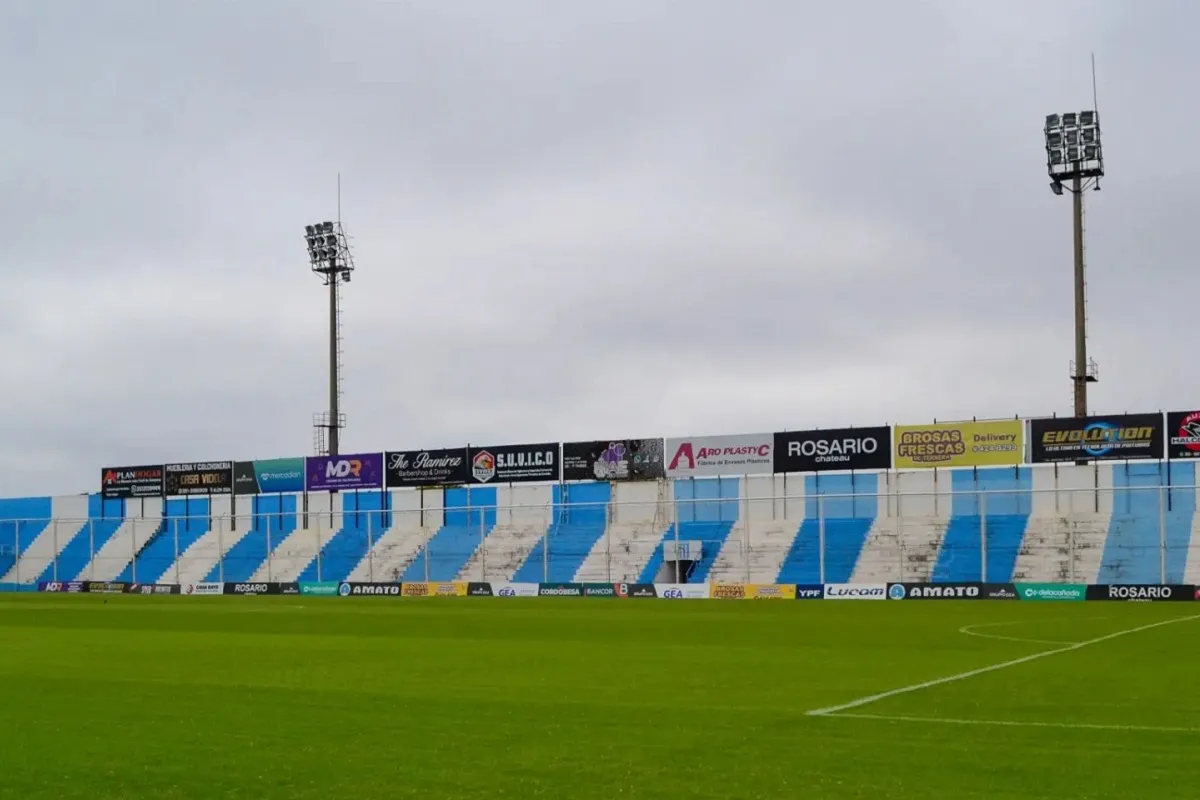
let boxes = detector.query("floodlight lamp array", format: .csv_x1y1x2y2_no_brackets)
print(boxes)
304,221,339,266
1045,110,1103,179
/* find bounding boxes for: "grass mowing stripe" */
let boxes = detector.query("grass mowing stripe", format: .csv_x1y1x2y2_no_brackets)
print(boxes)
807,612,1200,716
823,713,1200,735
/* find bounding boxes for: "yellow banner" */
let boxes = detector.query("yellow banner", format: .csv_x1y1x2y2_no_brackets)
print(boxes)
710,584,747,600
401,582,468,597
745,584,796,599
894,420,1023,468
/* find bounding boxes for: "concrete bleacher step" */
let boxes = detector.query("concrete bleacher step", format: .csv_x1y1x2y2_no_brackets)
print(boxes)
256,529,322,582
348,528,435,583
576,524,665,583
456,525,545,582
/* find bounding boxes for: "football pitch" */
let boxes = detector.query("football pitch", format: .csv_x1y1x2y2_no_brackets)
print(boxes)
1,596,1197,799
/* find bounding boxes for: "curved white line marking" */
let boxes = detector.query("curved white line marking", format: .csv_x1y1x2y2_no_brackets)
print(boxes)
958,620,1077,646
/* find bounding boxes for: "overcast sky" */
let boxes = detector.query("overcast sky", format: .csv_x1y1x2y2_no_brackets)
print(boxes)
2,0,1196,497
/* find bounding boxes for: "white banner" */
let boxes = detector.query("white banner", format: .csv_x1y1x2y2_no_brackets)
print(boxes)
824,583,886,600
654,583,711,599
184,582,223,596
493,582,539,597
664,433,773,478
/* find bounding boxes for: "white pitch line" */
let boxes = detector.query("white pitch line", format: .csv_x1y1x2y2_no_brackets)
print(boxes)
958,620,1077,646
807,613,1200,717
821,712,1200,735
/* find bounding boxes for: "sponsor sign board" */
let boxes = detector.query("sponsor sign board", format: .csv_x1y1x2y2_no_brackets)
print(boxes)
887,583,982,600
1085,584,1195,601
745,584,797,599
86,581,127,594
126,583,181,595
654,583,710,599
466,582,494,597
338,582,402,597
665,434,773,478
385,448,469,488
538,583,583,597
306,453,384,492
981,583,1019,600
627,583,657,598
1015,583,1086,601
467,443,560,484
493,582,539,597
402,582,429,597
222,582,279,596
824,583,887,600
184,582,223,596
581,583,619,597
793,584,824,599
38,582,64,593
299,582,340,596
1167,411,1200,460
894,420,1023,469
561,439,665,482
164,461,233,496
401,582,467,597
279,583,300,595
233,458,305,494
710,583,747,600
774,427,892,473
100,464,164,499
1030,413,1164,463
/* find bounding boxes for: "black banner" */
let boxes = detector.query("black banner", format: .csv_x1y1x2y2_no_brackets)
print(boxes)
626,583,657,598
100,465,163,499
1167,411,1200,459
794,584,824,599
125,583,182,595
279,583,300,595
580,583,619,597
468,443,560,484
561,439,665,481
385,449,469,488
1029,413,1164,463
887,583,983,600
1085,584,1195,601
981,583,1019,600
233,462,259,494
222,582,280,596
774,427,893,473
86,581,127,594
467,582,494,597
338,582,402,596
164,462,233,496
38,581,86,593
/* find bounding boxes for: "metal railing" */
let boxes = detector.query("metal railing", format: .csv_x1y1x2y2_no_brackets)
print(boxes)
0,485,1192,585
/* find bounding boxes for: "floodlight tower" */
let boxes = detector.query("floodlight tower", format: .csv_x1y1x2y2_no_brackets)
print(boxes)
1044,109,1103,418
304,218,355,457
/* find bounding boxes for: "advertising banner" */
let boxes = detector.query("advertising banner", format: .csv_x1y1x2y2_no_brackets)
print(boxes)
710,583,747,600
299,582,340,596
305,453,385,492
823,583,887,600
537,583,583,597
86,581,127,594
164,462,233,496
385,448,469,488
233,458,305,494
1030,414,1164,463
561,439,665,481
794,584,824,599
654,583,710,599
405,582,469,597
38,581,85,593
887,583,982,600
337,582,402,597
1165,411,1200,460
981,583,1019,600
1085,584,1195,601
467,443,560,484
100,465,164,499
664,434,773,478
125,583,181,595
466,582,494,596
580,583,620,597
894,420,1022,469
1015,583,1086,601
774,427,892,473
745,584,797,599
493,582,539,597
222,582,279,596
626,584,658,598
183,582,223,596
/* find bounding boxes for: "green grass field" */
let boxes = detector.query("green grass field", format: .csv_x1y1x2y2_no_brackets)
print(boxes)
1,596,1197,800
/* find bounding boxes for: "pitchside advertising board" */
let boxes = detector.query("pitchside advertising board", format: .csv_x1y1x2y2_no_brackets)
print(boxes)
100,464,164,499
467,443,559,484
164,462,233,496
305,453,384,492
385,448,469,488
1029,413,1164,463
887,583,1019,600
893,420,1023,469
233,458,304,494
1086,584,1195,601
664,433,773,478
1167,411,1200,460
561,439,665,481
773,426,892,473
